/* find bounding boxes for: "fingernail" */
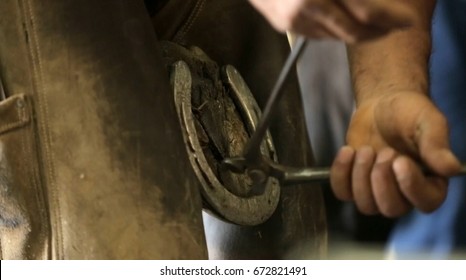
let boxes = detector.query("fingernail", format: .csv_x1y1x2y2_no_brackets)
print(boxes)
392,161,403,181
336,146,354,164
393,157,410,182
441,149,460,163
437,149,462,174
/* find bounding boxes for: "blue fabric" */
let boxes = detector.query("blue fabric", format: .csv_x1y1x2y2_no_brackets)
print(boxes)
388,0,466,259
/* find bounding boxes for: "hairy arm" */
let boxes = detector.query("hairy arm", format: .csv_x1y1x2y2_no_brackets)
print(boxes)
348,0,435,102
330,0,462,217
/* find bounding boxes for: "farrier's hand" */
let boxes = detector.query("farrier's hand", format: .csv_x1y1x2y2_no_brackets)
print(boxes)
248,0,418,43
330,92,462,217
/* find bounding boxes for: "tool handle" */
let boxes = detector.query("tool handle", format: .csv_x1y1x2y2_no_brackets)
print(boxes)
281,164,466,186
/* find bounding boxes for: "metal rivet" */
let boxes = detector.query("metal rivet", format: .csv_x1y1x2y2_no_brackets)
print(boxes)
16,99,25,108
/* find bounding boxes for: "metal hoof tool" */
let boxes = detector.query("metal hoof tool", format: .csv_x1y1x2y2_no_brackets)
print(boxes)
223,36,466,193
224,156,466,187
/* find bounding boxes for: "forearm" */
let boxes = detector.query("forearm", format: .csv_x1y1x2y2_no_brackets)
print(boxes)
348,0,436,105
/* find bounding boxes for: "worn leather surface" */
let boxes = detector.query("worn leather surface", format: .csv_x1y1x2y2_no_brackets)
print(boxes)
0,0,207,259
154,0,327,259
0,94,48,260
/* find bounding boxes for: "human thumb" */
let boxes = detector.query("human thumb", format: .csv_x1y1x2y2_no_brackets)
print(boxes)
417,111,461,176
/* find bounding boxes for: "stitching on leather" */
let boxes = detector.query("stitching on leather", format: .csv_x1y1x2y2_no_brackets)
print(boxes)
0,97,30,134
18,101,27,259
0,120,30,135
173,0,206,43
24,0,63,259
23,96,48,260
28,116,49,260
